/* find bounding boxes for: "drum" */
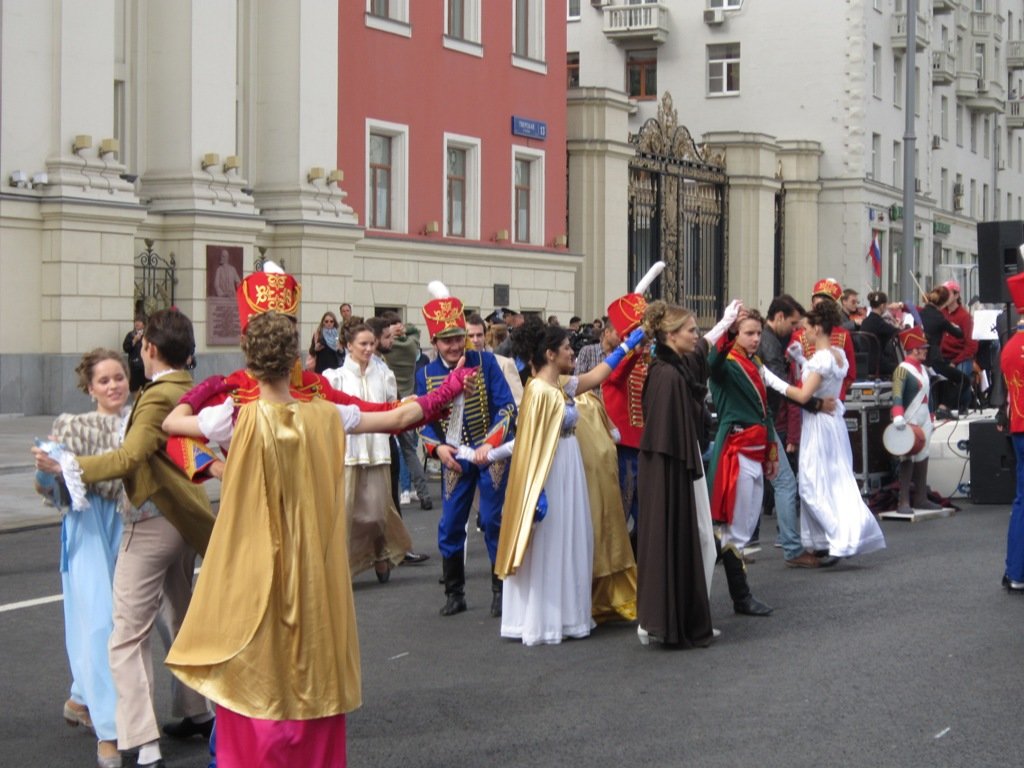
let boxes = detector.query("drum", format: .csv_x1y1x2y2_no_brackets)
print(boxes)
882,422,926,457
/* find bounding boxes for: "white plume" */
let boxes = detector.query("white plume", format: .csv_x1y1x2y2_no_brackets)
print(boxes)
262,260,284,274
427,280,450,299
633,261,665,295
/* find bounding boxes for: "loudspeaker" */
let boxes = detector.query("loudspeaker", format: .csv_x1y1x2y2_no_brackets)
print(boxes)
977,221,1024,303
969,419,1016,504
845,405,893,493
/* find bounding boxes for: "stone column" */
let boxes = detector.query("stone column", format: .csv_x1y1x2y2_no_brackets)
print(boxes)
566,87,635,320
777,140,824,300
704,132,781,311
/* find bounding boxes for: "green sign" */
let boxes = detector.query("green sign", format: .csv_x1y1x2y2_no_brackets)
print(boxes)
890,205,904,220
933,221,951,235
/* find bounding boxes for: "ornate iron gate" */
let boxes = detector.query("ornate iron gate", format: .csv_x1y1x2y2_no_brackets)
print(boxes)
133,239,176,319
628,94,728,329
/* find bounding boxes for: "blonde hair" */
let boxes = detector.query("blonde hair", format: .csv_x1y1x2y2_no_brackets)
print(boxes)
642,300,694,345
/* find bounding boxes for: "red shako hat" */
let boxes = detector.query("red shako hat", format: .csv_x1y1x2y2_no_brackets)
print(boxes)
898,326,928,352
607,261,665,336
236,261,300,333
422,281,467,340
811,278,843,303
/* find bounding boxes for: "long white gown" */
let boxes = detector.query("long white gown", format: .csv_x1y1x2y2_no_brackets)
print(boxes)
798,349,887,558
501,378,596,646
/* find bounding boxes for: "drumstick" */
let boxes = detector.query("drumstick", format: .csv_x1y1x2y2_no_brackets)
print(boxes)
908,270,928,303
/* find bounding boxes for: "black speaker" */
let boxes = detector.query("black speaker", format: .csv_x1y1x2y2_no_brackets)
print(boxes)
969,419,1016,504
845,405,892,475
977,221,1024,303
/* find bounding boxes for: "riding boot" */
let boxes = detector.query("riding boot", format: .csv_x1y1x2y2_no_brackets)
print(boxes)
721,546,772,616
911,459,942,510
897,460,914,515
440,556,467,616
490,573,503,618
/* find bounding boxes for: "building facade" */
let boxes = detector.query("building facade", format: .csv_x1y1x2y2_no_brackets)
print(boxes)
566,0,1024,314
0,0,576,414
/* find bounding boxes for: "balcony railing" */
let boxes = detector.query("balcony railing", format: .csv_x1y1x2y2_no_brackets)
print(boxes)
892,12,929,51
1009,39,1024,70
932,50,955,84
971,11,994,37
1007,98,1024,131
966,77,1004,113
602,3,670,45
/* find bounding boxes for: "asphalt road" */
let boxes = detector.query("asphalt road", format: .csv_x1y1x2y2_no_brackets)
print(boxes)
2,498,1022,768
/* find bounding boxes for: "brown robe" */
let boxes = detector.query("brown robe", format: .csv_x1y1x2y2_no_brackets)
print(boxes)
636,341,714,647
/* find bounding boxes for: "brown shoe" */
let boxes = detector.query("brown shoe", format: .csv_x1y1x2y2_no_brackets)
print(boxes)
785,552,821,569
63,699,93,730
97,739,122,768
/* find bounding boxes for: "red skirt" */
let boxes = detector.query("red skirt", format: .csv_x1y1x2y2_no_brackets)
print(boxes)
216,705,346,768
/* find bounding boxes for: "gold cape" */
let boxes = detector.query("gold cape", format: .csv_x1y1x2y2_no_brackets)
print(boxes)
573,391,638,623
166,399,361,720
494,378,566,578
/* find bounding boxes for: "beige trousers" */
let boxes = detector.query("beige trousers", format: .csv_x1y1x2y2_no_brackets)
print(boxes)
109,514,210,750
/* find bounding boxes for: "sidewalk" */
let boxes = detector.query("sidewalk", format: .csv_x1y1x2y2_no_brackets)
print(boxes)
0,415,220,533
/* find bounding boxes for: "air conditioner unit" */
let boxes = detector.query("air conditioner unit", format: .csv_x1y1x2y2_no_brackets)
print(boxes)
999,160,1008,171
704,8,725,25
977,77,989,92
915,178,923,192
954,194,964,211
953,182,964,196
932,135,942,149
591,0,609,5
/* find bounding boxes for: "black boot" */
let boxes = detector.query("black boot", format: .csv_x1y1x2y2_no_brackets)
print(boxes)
911,459,942,510
490,573,503,618
721,546,772,616
440,556,467,616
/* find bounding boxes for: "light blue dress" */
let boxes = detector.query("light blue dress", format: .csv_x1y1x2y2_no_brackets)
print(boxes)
37,410,126,742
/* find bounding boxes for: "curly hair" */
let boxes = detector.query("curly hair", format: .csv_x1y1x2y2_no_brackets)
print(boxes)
642,300,694,345
805,300,842,335
75,349,128,394
511,316,569,372
242,311,298,382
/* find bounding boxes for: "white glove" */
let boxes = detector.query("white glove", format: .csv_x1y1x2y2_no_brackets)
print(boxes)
786,340,806,364
455,445,476,462
704,299,743,345
197,400,235,446
487,440,515,463
892,415,906,430
762,368,790,396
609,427,622,444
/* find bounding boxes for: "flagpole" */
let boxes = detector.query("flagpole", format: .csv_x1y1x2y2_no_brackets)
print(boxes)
901,0,918,308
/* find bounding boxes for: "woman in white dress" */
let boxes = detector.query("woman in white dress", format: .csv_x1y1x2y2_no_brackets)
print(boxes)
323,323,412,582
494,318,644,646
764,302,886,558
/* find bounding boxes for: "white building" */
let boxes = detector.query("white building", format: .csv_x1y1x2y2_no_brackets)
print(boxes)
567,0,1024,311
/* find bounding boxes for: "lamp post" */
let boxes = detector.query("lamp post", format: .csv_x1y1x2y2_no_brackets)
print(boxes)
901,0,918,308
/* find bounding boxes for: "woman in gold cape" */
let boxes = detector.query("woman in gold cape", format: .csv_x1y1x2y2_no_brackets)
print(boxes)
495,319,644,645
164,312,473,767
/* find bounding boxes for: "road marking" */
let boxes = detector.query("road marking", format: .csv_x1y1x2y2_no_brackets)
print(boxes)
0,594,63,613
934,727,951,739
0,569,200,615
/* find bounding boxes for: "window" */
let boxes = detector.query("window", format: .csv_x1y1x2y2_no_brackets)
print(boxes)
365,0,410,36
914,66,921,115
568,0,581,20
709,0,743,7
893,54,903,107
707,43,740,96
627,49,657,99
941,167,949,208
369,134,392,229
983,116,990,158
974,43,985,79
366,120,409,232
567,52,580,88
872,45,881,98
444,0,481,51
444,134,480,239
956,103,964,146
511,147,545,245
970,111,978,153
940,96,949,140
970,179,977,217
870,133,881,180
983,183,989,220
893,140,902,185
513,0,546,69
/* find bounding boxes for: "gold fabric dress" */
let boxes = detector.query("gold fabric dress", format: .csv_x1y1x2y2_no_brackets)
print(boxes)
573,391,638,622
166,398,361,720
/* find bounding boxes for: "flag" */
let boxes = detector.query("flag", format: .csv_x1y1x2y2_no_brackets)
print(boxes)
867,230,882,278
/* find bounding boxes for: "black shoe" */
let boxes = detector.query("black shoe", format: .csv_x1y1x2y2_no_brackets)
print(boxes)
375,564,391,583
137,761,165,768
420,498,433,510
733,595,773,616
440,594,467,616
162,716,213,739
490,591,502,618
401,552,430,565
818,555,840,568
934,407,956,421
1002,574,1024,592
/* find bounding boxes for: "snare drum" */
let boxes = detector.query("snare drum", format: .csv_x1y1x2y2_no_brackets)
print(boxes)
882,422,926,457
